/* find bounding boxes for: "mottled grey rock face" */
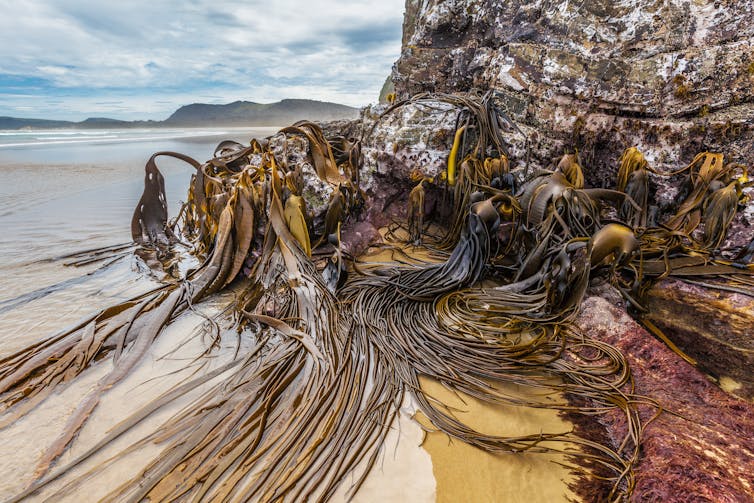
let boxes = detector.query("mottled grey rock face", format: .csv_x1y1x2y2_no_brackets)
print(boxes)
357,101,458,226
393,0,754,179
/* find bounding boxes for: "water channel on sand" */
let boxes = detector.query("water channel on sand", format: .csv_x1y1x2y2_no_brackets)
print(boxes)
0,128,576,501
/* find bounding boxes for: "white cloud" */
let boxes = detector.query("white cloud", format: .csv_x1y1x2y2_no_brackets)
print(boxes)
36,65,70,76
0,0,405,120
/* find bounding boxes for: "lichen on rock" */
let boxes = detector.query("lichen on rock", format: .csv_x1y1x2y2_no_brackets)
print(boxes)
393,0,754,178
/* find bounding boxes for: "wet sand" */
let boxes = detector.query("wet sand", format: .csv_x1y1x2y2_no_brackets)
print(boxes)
348,244,579,502
417,377,576,503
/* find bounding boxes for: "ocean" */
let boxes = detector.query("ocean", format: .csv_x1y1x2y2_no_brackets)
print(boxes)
0,127,278,207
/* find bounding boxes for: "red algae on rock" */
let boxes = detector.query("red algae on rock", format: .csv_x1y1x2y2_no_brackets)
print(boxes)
576,295,754,502
645,278,754,401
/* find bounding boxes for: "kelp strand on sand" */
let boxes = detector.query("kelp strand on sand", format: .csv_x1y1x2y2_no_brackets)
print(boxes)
2,94,753,502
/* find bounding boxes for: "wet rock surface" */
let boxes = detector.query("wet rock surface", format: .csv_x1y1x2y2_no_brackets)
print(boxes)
576,295,754,502
645,278,754,401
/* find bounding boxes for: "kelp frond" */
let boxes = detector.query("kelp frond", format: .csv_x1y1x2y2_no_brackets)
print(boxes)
2,93,753,503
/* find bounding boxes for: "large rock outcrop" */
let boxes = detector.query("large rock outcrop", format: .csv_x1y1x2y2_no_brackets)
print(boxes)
346,1,754,498
381,0,754,405
392,0,754,178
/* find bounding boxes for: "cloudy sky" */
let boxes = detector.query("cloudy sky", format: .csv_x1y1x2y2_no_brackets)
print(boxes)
0,0,405,121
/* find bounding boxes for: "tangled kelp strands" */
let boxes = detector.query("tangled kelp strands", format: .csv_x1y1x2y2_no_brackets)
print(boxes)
1,96,753,502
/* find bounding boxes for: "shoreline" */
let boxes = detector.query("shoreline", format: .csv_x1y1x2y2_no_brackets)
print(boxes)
0,126,282,151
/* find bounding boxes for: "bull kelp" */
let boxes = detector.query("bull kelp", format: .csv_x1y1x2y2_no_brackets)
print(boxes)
2,94,753,502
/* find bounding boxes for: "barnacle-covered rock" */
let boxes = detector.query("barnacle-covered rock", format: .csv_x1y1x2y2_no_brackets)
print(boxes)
393,0,754,180
268,130,333,217
359,101,457,227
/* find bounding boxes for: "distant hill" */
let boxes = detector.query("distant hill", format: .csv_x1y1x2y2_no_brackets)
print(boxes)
0,99,360,130
79,117,145,127
165,99,359,126
0,117,76,129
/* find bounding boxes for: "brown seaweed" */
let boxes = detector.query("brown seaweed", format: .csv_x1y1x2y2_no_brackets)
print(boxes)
2,93,753,503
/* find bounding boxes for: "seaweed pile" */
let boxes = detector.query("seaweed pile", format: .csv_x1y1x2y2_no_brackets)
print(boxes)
1,95,753,502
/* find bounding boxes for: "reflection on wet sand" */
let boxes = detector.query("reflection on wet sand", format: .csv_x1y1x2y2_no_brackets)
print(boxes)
418,377,576,503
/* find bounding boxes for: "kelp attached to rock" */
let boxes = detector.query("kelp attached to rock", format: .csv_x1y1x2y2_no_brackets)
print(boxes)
1,94,753,502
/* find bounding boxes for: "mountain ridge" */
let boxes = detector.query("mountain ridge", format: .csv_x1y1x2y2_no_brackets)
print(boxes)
0,99,360,130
